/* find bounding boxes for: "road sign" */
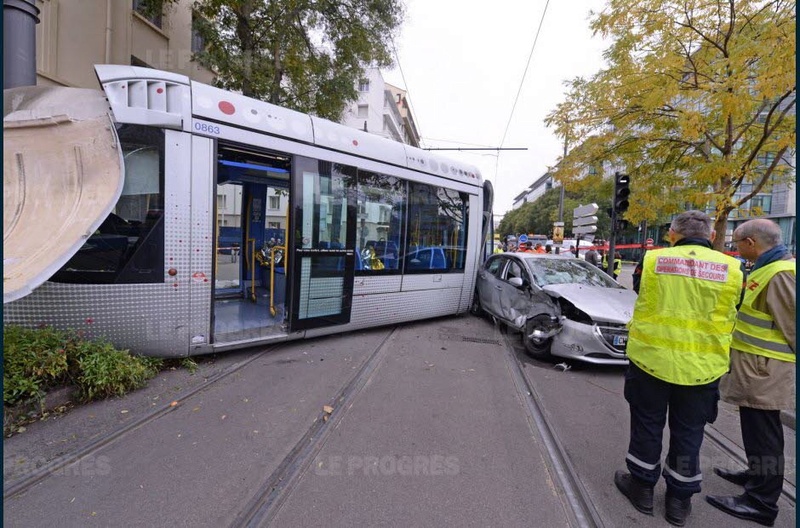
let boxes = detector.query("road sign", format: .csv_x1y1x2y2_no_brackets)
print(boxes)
646,238,654,246
573,225,598,235
574,215,598,227
518,234,528,244
573,203,599,217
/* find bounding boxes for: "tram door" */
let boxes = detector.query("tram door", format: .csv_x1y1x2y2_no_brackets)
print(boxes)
212,143,291,344
289,157,356,331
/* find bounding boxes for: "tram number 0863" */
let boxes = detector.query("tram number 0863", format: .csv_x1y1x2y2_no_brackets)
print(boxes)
194,122,221,135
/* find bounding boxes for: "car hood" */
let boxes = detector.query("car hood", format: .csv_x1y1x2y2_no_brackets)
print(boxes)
542,284,637,323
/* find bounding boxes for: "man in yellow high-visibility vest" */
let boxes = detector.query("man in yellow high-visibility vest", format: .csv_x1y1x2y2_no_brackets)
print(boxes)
614,210,744,527
706,218,795,527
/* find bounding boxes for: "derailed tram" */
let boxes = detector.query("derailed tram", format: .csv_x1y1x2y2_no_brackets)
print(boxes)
4,65,493,357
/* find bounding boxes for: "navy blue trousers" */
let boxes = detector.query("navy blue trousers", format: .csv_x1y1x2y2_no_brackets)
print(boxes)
623,363,720,499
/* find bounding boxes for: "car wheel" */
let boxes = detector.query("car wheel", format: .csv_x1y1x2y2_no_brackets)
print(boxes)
523,315,554,359
469,293,484,316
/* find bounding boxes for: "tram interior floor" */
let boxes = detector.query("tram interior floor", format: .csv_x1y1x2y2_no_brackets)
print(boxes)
214,287,286,343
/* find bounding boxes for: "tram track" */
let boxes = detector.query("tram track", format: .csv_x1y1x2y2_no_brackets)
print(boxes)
499,328,605,528
3,344,281,500
230,327,396,528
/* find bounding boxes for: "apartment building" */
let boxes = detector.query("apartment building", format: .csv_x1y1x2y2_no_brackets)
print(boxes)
340,67,421,146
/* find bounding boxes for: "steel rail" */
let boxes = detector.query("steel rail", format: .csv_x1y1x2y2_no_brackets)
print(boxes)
500,328,605,528
230,327,397,528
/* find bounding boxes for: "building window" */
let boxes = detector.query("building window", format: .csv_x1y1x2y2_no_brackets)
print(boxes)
268,196,280,210
358,79,370,92
132,0,163,29
267,222,281,229
217,194,227,211
357,104,369,118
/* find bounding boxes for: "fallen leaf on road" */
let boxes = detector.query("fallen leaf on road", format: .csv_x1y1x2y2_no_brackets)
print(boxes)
221,415,226,420
120,410,129,414
323,415,329,422
170,401,178,407
192,407,200,412
323,405,334,414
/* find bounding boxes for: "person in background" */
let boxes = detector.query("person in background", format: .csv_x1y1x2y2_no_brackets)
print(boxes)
493,242,503,254
602,251,622,280
545,244,553,254
533,243,546,254
706,218,795,527
585,246,601,267
614,210,743,527
612,251,623,281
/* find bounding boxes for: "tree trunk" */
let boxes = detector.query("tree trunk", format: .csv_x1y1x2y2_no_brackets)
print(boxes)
712,212,730,251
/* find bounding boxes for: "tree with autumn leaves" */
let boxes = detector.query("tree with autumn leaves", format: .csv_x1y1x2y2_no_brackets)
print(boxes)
546,0,795,250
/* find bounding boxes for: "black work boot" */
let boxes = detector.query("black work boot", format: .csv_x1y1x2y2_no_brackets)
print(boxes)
614,470,654,515
665,494,692,526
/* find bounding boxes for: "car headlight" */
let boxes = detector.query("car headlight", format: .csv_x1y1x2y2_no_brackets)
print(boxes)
557,298,593,325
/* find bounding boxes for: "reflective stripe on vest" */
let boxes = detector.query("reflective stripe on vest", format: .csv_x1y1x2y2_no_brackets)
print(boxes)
626,245,743,385
731,259,795,362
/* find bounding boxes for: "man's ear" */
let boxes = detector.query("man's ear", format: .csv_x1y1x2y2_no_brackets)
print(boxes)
709,229,717,243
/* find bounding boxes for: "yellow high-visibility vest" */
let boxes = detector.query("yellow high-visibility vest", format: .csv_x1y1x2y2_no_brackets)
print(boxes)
627,245,743,385
731,259,795,362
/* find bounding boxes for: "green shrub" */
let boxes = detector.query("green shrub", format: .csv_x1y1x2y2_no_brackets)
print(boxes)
75,343,162,401
3,326,70,405
3,325,164,405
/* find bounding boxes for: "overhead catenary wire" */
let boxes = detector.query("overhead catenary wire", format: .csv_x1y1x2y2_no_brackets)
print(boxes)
494,0,551,187
498,0,551,150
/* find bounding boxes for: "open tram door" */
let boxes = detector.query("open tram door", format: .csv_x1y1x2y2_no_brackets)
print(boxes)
211,143,290,344
287,157,356,331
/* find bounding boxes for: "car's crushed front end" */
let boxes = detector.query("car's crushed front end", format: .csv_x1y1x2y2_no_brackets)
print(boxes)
541,283,636,365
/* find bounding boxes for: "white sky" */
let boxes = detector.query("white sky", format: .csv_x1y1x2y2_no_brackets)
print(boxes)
382,0,611,217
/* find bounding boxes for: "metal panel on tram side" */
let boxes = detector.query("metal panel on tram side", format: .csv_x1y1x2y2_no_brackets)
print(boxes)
187,135,215,354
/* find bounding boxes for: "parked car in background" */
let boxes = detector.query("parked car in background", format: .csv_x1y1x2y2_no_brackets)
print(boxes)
471,253,637,365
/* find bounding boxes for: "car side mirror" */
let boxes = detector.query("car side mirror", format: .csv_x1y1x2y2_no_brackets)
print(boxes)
508,277,525,288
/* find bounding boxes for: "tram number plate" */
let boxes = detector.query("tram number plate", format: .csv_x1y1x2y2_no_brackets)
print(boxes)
613,335,627,347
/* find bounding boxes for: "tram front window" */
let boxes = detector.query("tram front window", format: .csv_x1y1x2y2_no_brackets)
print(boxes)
51,124,166,284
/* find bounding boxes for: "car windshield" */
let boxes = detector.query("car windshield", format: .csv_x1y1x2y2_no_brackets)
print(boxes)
524,258,621,288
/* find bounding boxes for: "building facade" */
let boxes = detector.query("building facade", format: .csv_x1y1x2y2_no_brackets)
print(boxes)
340,67,421,146
511,172,556,210
33,0,213,89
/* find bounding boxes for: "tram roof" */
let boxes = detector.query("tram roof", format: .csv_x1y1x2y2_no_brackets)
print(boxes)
94,65,483,187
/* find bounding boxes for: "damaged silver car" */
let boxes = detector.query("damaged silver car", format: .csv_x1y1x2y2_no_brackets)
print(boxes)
471,253,637,365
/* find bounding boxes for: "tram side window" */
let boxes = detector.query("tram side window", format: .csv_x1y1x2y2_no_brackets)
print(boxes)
356,170,405,274
50,125,165,284
404,183,469,273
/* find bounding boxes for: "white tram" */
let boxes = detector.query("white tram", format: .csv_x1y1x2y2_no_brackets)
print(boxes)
3,65,493,356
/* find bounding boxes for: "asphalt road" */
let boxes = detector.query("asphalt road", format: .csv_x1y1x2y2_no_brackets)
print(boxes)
4,284,796,527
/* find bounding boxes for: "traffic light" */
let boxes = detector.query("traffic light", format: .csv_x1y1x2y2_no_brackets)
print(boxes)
613,173,630,215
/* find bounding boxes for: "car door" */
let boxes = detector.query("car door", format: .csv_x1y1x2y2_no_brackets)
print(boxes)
497,257,533,330
476,255,507,318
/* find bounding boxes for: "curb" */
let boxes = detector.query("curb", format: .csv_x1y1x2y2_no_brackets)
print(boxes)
4,386,75,434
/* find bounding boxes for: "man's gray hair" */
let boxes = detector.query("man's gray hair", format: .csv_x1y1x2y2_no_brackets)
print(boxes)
734,218,783,247
670,210,713,239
